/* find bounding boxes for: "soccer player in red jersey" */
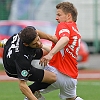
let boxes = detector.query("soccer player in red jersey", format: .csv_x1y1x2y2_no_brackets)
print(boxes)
38,2,83,100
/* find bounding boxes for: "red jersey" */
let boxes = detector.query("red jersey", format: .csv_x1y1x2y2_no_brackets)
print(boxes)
49,22,81,79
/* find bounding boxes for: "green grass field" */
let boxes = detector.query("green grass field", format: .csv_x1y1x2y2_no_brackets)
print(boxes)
0,80,100,100
0,63,4,70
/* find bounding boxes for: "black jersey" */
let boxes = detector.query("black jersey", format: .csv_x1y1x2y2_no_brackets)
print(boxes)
3,34,43,81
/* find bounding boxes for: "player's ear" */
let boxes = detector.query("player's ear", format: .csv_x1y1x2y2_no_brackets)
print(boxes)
66,13,72,20
23,43,29,46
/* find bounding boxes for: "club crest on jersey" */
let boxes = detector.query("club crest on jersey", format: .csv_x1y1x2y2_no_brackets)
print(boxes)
21,70,28,77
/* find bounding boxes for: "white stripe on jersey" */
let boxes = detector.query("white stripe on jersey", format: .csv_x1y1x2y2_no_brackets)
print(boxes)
72,26,80,35
59,29,70,35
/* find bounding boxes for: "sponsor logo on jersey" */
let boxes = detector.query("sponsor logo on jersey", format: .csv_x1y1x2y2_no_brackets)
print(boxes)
24,55,29,59
59,29,70,35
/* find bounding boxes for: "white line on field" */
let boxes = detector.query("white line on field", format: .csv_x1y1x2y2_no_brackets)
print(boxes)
0,75,17,81
78,73,100,78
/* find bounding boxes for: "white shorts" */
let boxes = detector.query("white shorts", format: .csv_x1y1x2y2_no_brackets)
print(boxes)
41,65,77,100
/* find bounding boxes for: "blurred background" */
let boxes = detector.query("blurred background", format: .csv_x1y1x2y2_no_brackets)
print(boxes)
0,0,100,70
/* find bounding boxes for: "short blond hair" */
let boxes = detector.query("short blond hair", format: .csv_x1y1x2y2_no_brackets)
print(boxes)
56,2,78,22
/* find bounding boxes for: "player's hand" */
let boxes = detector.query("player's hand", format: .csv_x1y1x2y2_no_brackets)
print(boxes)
39,53,53,66
39,57,49,67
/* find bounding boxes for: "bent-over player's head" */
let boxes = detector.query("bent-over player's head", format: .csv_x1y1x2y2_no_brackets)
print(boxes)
19,26,43,48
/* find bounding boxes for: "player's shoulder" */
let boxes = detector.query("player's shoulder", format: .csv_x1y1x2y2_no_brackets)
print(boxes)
6,34,18,43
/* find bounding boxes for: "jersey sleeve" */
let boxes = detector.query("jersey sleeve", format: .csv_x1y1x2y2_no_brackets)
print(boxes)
56,22,70,39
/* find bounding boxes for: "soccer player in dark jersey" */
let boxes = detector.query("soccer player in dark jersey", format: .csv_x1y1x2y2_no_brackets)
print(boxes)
2,26,57,100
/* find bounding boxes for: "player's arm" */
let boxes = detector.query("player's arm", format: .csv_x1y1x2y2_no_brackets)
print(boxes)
40,36,69,66
18,80,37,100
42,44,51,56
42,44,51,52
36,30,58,44
48,36,69,55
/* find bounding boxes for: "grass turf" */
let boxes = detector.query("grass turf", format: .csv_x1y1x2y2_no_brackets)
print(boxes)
0,63,4,70
0,80,100,100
